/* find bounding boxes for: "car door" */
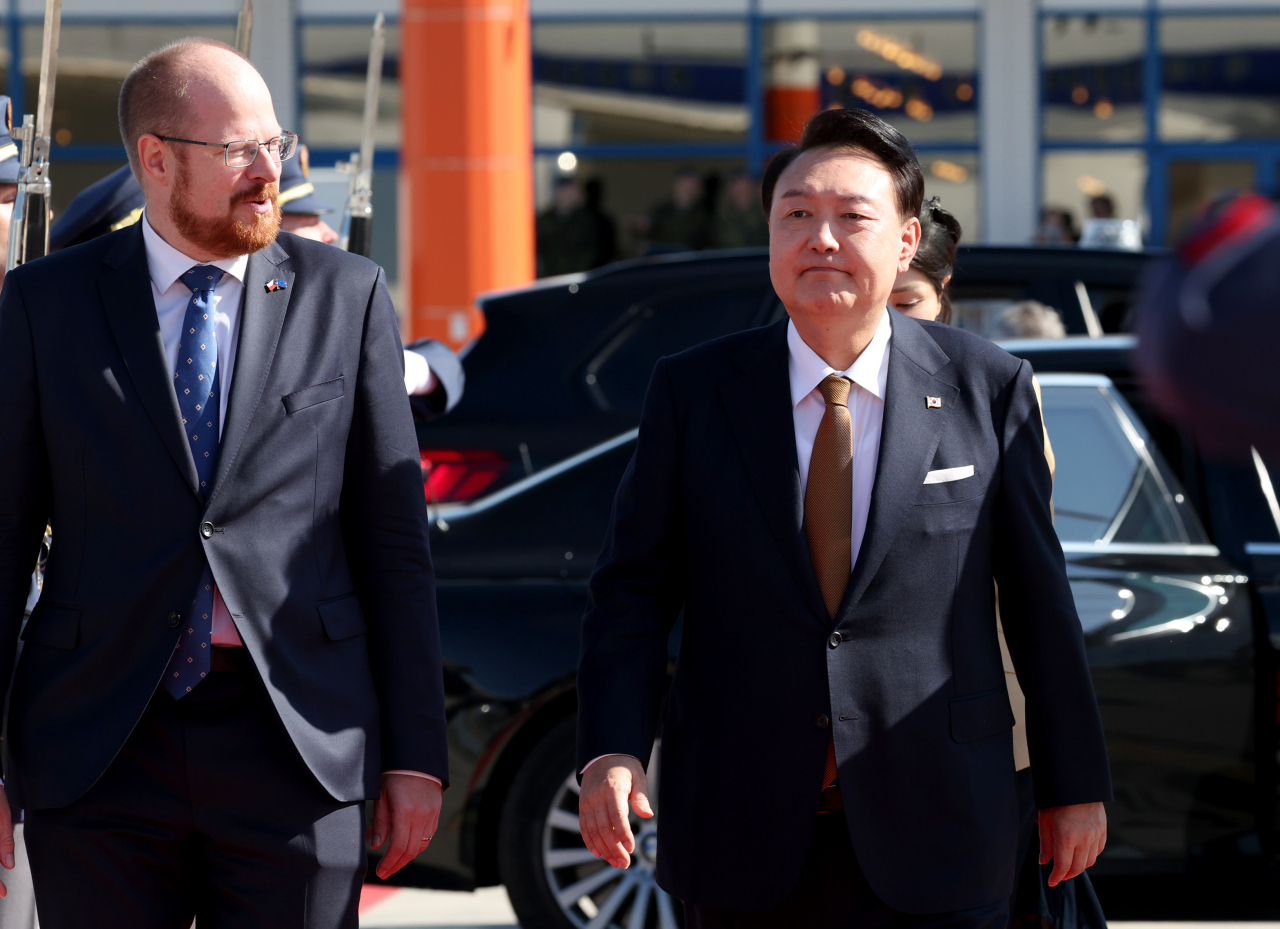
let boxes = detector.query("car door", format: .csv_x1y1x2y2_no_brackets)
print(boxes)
1038,374,1260,872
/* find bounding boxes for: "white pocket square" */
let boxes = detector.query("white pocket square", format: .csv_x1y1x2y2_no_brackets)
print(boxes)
923,465,975,485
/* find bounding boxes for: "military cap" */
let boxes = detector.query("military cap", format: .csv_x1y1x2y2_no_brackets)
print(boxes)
278,144,330,216
49,164,144,251
1133,191,1280,462
0,97,20,184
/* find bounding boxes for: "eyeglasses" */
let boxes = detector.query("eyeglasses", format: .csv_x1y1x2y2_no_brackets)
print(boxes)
155,130,298,167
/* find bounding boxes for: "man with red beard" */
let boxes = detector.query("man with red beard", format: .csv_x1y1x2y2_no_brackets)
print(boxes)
0,38,447,928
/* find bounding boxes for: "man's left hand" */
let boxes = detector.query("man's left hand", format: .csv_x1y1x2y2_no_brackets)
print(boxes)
1038,801,1106,886
369,773,444,879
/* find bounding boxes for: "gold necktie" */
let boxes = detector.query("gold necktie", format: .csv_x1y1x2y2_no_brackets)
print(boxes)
804,374,853,811
805,375,853,617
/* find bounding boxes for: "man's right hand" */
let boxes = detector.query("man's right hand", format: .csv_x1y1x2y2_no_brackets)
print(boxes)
0,786,15,896
578,754,652,870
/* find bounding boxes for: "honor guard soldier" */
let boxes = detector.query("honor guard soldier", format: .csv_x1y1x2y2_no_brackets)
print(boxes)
277,143,338,245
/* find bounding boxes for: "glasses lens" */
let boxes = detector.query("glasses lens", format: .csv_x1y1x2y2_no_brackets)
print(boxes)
226,140,257,167
276,132,298,162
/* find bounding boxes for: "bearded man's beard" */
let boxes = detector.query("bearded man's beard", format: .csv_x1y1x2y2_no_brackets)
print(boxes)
170,158,281,258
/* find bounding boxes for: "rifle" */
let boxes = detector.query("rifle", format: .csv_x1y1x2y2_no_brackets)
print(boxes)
235,0,254,57
337,13,385,258
7,0,62,272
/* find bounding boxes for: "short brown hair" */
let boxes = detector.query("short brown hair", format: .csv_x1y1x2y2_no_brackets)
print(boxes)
761,108,925,221
118,37,246,179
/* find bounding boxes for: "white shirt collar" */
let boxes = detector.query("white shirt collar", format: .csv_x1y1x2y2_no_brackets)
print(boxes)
787,308,892,410
141,210,249,293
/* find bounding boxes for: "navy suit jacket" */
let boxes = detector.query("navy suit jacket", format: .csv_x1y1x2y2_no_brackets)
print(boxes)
0,225,448,810
577,311,1111,914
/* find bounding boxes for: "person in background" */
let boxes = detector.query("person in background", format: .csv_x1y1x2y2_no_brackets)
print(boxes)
892,199,1105,929
715,171,769,249
536,175,597,277
1089,194,1116,220
642,166,711,252
1035,207,1077,245
994,301,1067,340
276,144,337,244
48,138,461,422
888,196,960,324
583,176,617,269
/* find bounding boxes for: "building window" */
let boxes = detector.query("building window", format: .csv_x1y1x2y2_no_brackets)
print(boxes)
1042,15,1145,143
1160,14,1280,141
532,21,747,147
811,18,978,144
1040,150,1147,245
301,22,400,150
921,151,979,242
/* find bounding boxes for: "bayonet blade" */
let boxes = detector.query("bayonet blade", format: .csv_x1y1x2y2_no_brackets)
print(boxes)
35,0,62,143
359,13,385,179
235,0,253,57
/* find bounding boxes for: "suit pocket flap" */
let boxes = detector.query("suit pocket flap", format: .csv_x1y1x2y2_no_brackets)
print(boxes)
317,594,367,640
950,687,1014,743
21,603,81,649
283,376,344,414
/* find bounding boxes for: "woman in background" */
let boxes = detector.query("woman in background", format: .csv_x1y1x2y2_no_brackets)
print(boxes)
892,198,1108,929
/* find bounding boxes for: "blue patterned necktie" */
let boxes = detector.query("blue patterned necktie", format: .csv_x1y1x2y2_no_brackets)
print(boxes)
163,265,225,699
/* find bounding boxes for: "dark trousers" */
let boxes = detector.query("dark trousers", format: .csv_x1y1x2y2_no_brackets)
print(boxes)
684,815,1010,929
24,653,365,929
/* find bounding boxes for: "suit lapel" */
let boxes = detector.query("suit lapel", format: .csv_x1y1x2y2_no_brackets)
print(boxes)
208,240,293,502
98,225,202,499
840,310,957,616
720,321,830,625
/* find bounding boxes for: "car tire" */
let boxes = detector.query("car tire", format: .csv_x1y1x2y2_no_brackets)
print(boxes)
498,714,683,929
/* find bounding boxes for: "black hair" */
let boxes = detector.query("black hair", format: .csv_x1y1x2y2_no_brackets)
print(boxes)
911,196,963,325
760,107,925,221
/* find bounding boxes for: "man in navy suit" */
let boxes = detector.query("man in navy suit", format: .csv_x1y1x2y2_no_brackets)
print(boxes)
576,109,1111,928
0,38,446,927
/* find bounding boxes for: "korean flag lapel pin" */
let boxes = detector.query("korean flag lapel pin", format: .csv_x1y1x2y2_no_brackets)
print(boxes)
926,396,942,409
265,277,288,293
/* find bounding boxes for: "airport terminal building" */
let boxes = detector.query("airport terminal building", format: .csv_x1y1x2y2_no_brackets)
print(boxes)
18,0,1280,276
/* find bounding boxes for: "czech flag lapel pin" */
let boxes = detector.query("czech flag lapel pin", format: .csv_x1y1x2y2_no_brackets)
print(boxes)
265,277,287,293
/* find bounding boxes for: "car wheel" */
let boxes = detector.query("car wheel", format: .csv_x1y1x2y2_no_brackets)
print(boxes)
499,714,682,929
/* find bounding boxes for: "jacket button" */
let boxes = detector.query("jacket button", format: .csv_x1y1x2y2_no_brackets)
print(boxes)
828,633,841,649
168,612,181,628
815,714,830,729
200,522,214,539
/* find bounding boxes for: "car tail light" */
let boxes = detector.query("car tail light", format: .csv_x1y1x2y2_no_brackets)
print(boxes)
420,449,509,503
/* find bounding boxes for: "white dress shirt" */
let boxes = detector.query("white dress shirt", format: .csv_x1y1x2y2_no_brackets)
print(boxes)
142,215,441,786
142,214,247,648
583,310,894,777
788,309,891,572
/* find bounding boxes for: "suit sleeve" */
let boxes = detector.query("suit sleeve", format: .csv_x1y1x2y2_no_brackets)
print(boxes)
405,338,465,422
993,359,1112,809
576,357,687,775
341,268,448,785
0,273,50,710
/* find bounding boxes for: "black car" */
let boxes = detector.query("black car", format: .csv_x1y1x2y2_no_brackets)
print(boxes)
389,247,1280,929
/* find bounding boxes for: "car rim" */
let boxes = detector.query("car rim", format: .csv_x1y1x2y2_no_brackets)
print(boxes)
541,744,679,929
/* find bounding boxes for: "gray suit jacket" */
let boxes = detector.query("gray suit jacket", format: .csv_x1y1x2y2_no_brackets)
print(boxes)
0,225,447,810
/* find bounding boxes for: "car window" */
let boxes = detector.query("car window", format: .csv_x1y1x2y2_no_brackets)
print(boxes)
1040,380,1202,544
586,283,771,414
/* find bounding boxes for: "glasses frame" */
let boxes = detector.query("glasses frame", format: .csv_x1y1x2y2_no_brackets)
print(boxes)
155,130,298,167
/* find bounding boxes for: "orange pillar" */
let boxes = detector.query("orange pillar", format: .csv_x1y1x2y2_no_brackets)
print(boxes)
400,0,534,348
765,20,821,143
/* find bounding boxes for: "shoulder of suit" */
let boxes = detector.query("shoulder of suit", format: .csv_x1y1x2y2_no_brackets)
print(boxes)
274,230,381,279
912,318,1025,383
662,320,781,375
9,227,122,288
